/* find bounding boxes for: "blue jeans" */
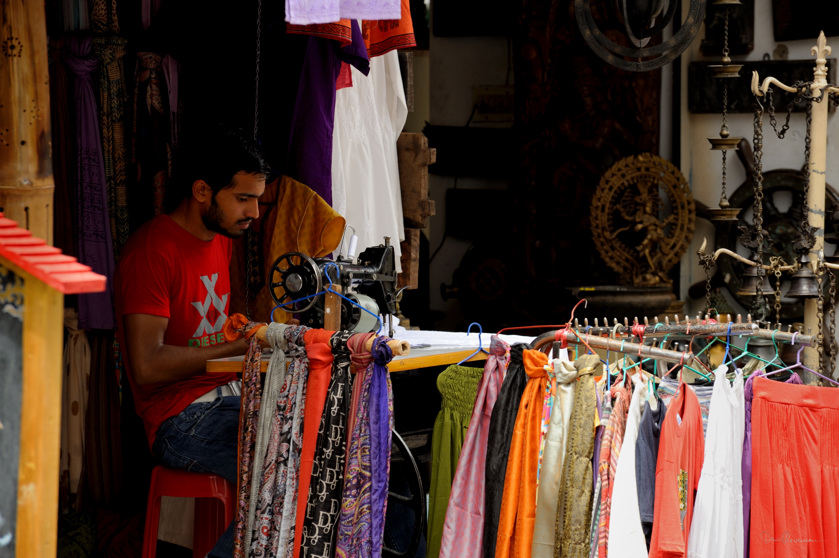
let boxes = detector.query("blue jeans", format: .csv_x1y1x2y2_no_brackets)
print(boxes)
152,395,241,557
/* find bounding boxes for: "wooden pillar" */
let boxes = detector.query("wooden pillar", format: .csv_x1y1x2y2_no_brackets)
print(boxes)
0,0,54,243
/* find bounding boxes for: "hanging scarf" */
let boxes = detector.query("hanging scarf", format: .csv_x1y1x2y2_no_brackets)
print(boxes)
63,36,116,330
244,322,290,554
555,354,601,558
335,335,394,558
233,323,265,557
301,330,354,557
482,343,531,558
438,335,510,558
92,35,129,259
494,349,550,558
249,325,311,558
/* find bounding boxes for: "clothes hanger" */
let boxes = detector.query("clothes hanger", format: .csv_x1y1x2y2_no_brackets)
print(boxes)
456,322,488,365
762,333,839,386
270,262,383,334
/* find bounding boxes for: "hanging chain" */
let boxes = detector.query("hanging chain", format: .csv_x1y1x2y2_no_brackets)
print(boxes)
245,0,264,320
770,256,783,327
816,257,826,379
752,103,768,321
766,86,794,139
698,249,716,315
829,267,837,378
720,80,730,206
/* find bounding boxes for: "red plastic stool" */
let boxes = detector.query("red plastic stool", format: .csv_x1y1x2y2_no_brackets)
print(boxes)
142,465,235,558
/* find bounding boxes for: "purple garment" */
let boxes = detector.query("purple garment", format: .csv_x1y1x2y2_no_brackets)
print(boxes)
286,20,369,206
63,36,116,330
742,369,802,557
369,337,394,558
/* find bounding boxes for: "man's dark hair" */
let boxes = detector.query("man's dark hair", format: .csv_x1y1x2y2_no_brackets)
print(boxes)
167,123,271,210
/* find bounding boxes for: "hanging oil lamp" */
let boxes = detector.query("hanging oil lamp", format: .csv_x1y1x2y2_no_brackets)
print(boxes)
706,0,744,221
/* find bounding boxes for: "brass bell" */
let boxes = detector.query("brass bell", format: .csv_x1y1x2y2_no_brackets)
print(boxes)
736,264,773,296
787,256,819,299
747,337,778,363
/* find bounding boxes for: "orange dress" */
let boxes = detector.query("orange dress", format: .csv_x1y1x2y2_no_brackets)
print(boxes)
495,349,550,558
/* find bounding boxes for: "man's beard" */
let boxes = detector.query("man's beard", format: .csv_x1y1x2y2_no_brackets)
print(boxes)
202,197,251,238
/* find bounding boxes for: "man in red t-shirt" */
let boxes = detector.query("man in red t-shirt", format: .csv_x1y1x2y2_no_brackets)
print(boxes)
115,125,270,557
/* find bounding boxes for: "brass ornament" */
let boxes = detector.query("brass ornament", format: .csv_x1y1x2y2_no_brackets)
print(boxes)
591,153,695,287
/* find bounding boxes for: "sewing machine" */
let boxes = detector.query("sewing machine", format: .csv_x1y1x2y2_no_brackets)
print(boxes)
268,239,400,335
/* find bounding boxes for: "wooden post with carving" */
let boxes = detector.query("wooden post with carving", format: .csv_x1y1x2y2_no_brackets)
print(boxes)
0,0,54,243
0,214,105,557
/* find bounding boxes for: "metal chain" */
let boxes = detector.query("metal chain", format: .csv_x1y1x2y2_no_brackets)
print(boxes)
698,249,716,314
802,84,812,203
245,0,263,320
766,86,793,139
752,103,768,321
720,80,729,205
816,257,826,378
829,267,837,378
770,256,783,327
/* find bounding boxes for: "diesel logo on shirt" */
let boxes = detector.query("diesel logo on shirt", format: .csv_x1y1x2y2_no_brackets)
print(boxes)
188,331,228,347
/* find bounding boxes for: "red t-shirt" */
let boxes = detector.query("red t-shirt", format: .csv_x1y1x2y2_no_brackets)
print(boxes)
115,214,238,448
649,382,705,558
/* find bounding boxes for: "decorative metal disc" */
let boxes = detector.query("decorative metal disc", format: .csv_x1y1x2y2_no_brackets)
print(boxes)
591,153,695,286
574,0,706,71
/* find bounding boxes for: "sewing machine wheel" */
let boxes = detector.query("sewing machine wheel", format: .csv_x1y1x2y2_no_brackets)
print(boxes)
268,252,322,313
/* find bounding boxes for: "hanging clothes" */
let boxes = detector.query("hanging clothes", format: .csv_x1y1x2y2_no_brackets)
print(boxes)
249,325,311,558
286,21,370,208
361,0,417,57
553,353,600,558
427,364,485,558
635,394,667,549
596,373,632,558
92,35,130,259
63,36,116,330
293,329,337,558
335,336,396,558
243,175,346,324
658,377,713,436
532,356,576,558
750,377,839,558
284,0,400,26
244,323,291,555
300,331,355,557
331,49,406,273
482,343,531,558
439,335,510,558
648,381,704,558
741,370,801,558
607,375,647,558
687,366,745,558
588,378,609,558
59,309,91,513
494,350,549,558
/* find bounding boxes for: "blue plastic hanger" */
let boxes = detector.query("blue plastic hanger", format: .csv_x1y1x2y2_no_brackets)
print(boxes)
457,322,488,365
270,261,383,333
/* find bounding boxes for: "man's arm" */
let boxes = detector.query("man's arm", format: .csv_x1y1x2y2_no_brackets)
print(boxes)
123,313,249,385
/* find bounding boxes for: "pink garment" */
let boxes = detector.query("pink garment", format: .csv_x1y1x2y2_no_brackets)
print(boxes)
438,335,510,558
285,0,400,26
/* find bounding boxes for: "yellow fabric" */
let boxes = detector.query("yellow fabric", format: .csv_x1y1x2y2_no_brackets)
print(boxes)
254,175,346,323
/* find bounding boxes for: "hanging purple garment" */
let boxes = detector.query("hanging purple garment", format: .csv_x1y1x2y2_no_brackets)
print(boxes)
285,20,370,206
368,337,394,558
63,36,116,330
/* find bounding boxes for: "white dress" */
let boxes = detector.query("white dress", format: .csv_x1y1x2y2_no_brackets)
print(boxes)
607,374,649,558
332,49,406,272
687,365,745,558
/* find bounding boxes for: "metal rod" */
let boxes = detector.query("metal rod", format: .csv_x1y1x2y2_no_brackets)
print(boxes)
753,329,816,347
556,330,694,365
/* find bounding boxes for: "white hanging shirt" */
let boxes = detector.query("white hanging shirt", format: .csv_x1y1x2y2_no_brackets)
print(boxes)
687,365,746,558
332,50,405,272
